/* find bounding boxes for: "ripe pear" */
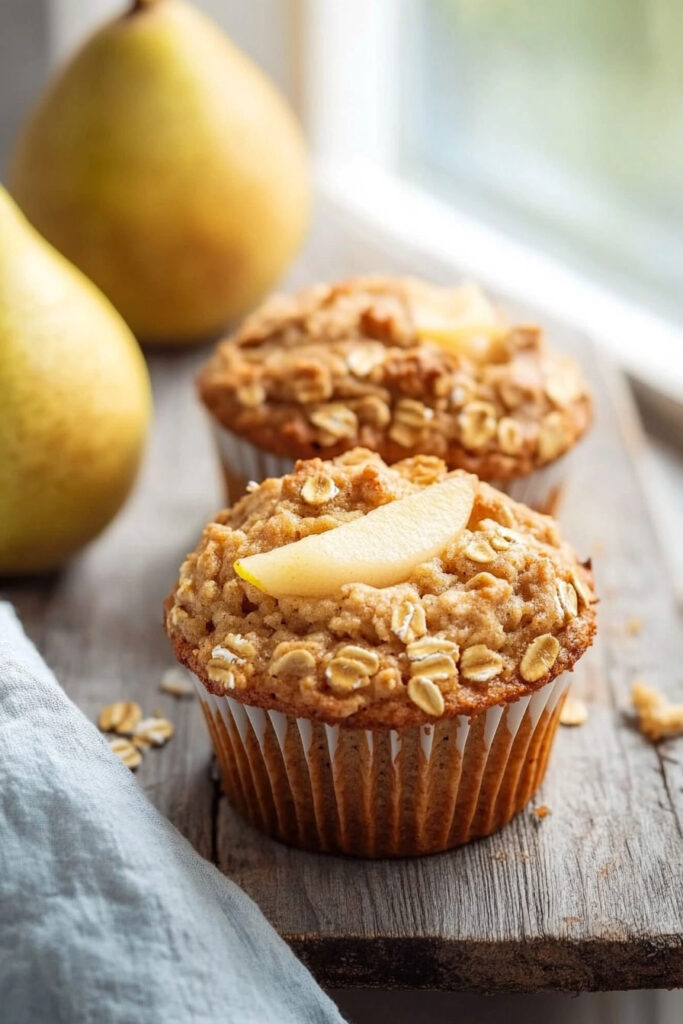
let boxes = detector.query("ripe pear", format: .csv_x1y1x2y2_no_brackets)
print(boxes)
0,188,151,575
10,0,310,344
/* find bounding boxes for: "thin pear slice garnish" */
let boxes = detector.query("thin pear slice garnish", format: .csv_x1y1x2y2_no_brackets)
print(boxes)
234,474,475,598
408,281,506,361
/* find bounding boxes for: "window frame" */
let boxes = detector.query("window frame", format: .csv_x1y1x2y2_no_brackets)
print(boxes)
298,0,683,403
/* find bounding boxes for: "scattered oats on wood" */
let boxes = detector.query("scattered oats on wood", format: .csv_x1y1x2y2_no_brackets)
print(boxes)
407,676,445,717
98,701,142,735
301,473,339,506
560,695,588,727
160,667,195,699
108,737,142,770
460,644,503,683
133,717,175,748
631,681,683,742
391,599,427,644
520,633,561,682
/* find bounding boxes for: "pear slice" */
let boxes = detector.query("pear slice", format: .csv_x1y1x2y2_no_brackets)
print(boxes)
234,474,475,597
408,281,506,361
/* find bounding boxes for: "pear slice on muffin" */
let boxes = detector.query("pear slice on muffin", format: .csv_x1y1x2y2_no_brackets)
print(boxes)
235,473,475,597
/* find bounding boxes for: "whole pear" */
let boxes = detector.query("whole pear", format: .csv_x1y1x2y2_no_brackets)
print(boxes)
10,0,310,344
0,188,151,575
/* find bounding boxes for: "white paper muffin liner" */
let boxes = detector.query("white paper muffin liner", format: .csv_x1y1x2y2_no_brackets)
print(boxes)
196,673,570,857
212,420,570,514
212,422,294,503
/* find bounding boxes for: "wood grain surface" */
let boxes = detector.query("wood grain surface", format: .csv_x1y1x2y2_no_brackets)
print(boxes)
3,212,682,993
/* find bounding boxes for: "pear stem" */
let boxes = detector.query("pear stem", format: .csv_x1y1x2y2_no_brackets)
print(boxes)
131,0,163,12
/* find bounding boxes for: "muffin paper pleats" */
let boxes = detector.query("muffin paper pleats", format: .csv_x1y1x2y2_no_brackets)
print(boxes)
196,674,569,857
212,419,570,513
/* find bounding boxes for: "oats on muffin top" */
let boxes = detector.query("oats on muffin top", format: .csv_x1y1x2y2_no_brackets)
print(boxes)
165,449,596,727
198,276,592,479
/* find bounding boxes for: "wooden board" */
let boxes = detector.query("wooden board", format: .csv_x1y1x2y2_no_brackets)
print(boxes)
3,214,682,993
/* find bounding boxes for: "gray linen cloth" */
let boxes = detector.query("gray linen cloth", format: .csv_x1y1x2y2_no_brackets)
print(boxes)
0,601,345,1024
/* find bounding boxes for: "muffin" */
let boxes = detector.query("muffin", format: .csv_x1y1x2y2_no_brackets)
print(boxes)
198,276,592,511
164,448,597,857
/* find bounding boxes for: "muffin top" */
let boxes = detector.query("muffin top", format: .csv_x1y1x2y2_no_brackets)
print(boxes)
165,449,596,727
198,276,592,479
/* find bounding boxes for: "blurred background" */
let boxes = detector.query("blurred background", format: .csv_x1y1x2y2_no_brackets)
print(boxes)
3,1,680,389
1,3,681,1022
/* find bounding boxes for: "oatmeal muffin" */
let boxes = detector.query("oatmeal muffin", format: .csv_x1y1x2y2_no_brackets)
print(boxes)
198,276,592,510
165,449,596,857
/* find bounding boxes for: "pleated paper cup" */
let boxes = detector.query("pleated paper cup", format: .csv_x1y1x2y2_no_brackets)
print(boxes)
195,674,570,858
212,419,571,515
212,422,295,505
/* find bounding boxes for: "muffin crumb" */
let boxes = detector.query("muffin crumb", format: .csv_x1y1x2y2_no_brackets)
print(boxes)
559,695,588,727
632,681,683,741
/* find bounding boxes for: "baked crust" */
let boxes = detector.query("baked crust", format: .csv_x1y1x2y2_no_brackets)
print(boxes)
164,449,597,727
198,276,592,479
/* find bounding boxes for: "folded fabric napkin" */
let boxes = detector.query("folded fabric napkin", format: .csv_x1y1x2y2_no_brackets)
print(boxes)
0,602,345,1024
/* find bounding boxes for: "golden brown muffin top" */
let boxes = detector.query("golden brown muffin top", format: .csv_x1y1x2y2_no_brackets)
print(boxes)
198,276,592,480
165,449,596,727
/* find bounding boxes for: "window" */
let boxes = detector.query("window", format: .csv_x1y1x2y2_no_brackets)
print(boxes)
399,0,683,319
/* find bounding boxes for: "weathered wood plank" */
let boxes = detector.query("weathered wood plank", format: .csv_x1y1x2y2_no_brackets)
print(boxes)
3,209,681,992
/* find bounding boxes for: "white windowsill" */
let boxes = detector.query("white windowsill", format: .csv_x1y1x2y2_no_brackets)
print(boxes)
316,159,683,406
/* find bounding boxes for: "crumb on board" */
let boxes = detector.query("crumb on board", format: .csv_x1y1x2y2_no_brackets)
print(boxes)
560,695,588,727
534,805,551,820
625,617,643,636
160,666,196,698
631,680,683,742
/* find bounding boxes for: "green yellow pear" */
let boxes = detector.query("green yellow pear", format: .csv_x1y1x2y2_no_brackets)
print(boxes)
10,0,310,344
0,188,151,575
